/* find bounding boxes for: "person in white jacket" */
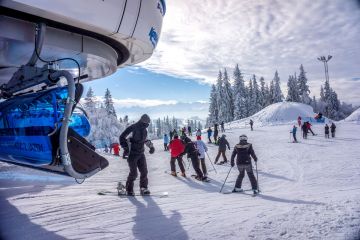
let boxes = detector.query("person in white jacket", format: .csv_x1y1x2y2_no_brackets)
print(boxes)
195,136,208,177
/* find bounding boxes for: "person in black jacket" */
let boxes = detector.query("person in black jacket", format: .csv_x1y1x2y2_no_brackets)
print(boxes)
330,122,336,138
302,123,308,139
183,137,207,181
324,124,330,138
214,134,230,164
213,123,219,144
230,134,258,194
119,114,155,196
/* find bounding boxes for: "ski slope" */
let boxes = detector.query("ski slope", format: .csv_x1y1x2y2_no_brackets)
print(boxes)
1,108,360,239
345,107,360,123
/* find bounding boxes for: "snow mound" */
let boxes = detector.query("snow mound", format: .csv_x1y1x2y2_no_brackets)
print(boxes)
345,107,360,122
230,102,320,128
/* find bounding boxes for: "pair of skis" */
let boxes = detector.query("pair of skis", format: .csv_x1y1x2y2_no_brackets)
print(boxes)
97,182,168,198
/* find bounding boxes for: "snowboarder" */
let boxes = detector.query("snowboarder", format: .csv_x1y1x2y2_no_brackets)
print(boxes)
168,134,186,177
230,134,258,194
214,123,219,144
188,126,192,136
221,121,225,133
196,128,201,137
250,119,254,131
306,121,315,136
119,114,155,196
214,134,230,164
330,122,336,138
297,116,302,127
207,127,212,143
183,137,207,181
163,133,169,151
324,124,330,138
302,123,308,139
291,125,298,143
195,135,208,177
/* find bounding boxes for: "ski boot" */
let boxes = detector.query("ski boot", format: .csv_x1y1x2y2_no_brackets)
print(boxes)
253,189,258,195
180,172,186,178
232,187,244,193
140,187,151,196
170,171,177,177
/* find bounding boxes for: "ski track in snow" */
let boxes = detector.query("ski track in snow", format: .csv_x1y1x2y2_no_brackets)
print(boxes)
1,123,360,240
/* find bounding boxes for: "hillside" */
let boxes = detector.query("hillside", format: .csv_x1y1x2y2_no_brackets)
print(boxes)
345,107,360,123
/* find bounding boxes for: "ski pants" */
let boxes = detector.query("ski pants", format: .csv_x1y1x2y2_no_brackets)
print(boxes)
164,143,168,151
199,157,207,175
215,150,227,163
325,133,329,138
308,128,315,136
235,164,257,190
331,132,335,138
208,135,212,143
170,156,185,173
190,156,204,178
293,132,297,142
250,124,253,131
303,130,307,139
126,153,148,192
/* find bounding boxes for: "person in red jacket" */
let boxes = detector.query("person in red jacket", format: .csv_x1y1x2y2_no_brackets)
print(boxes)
168,134,186,177
306,121,315,136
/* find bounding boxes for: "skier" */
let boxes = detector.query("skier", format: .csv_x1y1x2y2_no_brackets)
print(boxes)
221,121,225,133
291,125,298,143
196,128,201,137
188,126,192,136
183,137,207,181
297,116,302,127
306,121,315,136
214,134,230,164
302,123,308,139
213,123,219,144
249,119,254,131
104,144,109,153
119,114,155,196
324,124,330,138
163,133,169,151
207,127,212,143
330,122,336,138
230,134,258,194
169,130,174,141
113,143,120,156
168,134,186,177
195,135,208,177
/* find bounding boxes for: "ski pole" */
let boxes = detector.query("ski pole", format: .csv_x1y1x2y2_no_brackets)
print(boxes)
187,158,191,170
255,161,260,192
219,166,232,193
206,152,217,174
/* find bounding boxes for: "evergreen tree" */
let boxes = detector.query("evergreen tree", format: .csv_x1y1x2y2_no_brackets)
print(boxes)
104,88,117,117
221,68,234,122
233,64,247,120
272,70,283,103
297,64,311,104
252,75,262,113
207,84,219,125
216,70,225,123
286,75,300,102
246,78,254,115
84,87,96,111
259,77,267,108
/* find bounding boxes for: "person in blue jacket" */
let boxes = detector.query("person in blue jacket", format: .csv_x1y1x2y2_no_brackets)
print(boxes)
163,133,169,151
291,125,298,143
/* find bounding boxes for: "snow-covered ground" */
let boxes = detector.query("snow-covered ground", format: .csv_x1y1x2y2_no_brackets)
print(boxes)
1,105,360,240
345,108,360,123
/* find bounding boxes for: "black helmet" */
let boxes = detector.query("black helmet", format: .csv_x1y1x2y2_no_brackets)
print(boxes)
140,114,150,124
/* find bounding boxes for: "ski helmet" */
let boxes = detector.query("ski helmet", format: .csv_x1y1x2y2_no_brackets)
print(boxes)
239,134,248,141
140,114,150,124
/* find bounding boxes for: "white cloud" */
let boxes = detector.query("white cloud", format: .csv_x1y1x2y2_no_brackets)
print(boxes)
139,0,360,104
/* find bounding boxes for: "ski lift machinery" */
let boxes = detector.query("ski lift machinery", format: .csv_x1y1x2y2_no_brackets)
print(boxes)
0,0,165,181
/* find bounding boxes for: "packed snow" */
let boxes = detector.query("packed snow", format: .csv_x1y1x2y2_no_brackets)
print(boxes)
345,108,360,123
1,103,360,240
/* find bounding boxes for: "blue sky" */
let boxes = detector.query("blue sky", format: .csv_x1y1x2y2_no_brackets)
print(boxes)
85,0,360,120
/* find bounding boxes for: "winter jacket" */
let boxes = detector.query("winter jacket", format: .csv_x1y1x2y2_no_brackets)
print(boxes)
330,123,336,132
195,140,208,158
231,141,257,165
119,121,149,155
196,130,201,137
214,125,219,137
169,139,185,158
325,125,329,134
218,136,230,151
292,126,297,135
207,128,212,137
184,141,199,159
306,122,312,130
164,135,169,144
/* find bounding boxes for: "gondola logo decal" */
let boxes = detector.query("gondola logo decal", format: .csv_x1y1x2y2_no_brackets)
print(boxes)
149,27,159,48
157,0,166,16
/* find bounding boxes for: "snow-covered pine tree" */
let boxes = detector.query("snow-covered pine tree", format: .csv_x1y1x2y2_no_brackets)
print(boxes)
221,68,234,122
252,75,262,113
84,87,96,112
216,70,224,123
246,78,254,115
207,84,219,125
286,75,300,102
259,77,267,108
104,88,117,118
272,70,283,103
269,80,275,104
233,64,247,120
297,64,311,104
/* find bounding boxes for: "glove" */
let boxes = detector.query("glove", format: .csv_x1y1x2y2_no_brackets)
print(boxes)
149,147,155,154
123,147,129,159
228,147,231,150
231,162,235,167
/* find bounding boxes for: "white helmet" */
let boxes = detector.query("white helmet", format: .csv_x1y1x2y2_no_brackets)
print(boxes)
239,134,248,141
